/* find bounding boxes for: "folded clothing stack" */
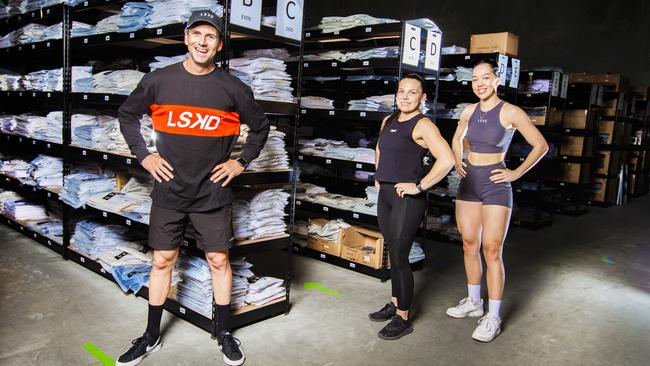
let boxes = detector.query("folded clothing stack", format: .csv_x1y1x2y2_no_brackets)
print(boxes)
26,213,63,243
231,125,289,171
299,138,375,164
92,69,146,95
86,175,153,225
300,96,335,109
117,2,152,33
95,14,121,34
296,182,378,216
29,155,63,190
308,219,350,241
228,56,294,103
347,94,394,112
145,0,223,29
314,14,398,33
72,218,146,259
232,189,290,240
149,54,187,71
97,245,152,293
71,113,131,153
302,46,399,62
3,198,49,221
244,276,285,307
59,170,116,208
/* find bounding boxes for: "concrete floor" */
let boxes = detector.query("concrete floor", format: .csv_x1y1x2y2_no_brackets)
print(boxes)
1,198,649,366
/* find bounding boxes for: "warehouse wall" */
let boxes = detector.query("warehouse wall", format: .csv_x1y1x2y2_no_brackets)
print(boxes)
305,0,650,85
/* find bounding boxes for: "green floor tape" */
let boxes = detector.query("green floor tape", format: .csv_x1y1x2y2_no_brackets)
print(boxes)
304,282,342,297
83,343,115,366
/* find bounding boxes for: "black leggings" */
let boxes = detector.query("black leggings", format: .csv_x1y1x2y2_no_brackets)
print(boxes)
377,182,426,311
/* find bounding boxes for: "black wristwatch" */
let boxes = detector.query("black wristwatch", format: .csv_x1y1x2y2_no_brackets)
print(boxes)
416,183,425,193
236,157,249,169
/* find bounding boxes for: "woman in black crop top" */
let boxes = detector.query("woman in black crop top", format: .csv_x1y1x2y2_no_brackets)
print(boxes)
446,60,548,342
370,74,454,340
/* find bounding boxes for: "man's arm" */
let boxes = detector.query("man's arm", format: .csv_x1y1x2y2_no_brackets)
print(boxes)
118,73,173,182
236,85,271,165
118,74,154,163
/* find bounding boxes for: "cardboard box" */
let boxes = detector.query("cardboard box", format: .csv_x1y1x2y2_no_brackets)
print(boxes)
563,109,590,129
560,162,591,184
560,136,593,157
601,99,618,117
307,219,344,257
470,32,519,57
340,226,384,269
524,106,562,126
591,177,618,203
568,73,628,92
595,151,621,175
597,121,615,144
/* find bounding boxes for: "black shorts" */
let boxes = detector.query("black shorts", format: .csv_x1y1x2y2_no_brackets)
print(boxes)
149,204,234,252
457,161,513,208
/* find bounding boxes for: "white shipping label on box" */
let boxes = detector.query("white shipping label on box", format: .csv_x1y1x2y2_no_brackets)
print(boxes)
552,71,561,97
424,30,441,71
231,0,262,31
275,0,303,41
497,54,508,86
509,58,521,88
561,74,569,99
402,24,421,67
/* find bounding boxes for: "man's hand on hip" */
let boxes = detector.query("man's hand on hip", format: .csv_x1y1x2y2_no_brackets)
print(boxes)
211,159,245,187
141,154,174,182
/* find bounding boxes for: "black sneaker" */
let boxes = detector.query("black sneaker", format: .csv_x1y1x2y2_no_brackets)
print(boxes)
218,332,245,366
378,316,413,340
369,302,397,322
115,332,162,366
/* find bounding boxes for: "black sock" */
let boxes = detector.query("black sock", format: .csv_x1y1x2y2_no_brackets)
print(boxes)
215,303,231,337
146,304,164,343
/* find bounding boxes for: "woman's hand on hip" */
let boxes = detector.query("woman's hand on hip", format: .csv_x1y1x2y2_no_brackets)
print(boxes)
490,168,519,183
455,159,467,178
394,183,419,198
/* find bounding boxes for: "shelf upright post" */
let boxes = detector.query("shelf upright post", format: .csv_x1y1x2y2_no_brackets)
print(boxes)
62,3,73,260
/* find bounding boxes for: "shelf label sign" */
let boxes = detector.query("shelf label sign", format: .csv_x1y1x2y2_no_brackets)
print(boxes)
551,71,561,97
509,58,521,88
560,74,569,99
231,0,262,31
424,30,441,71
276,0,303,41
497,54,508,86
402,24,421,67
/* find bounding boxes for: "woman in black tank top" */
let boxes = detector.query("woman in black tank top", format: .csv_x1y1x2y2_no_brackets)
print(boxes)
369,74,454,340
446,60,548,342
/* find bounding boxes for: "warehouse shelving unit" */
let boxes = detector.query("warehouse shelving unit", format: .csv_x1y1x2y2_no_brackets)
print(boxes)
627,92,649,198
508,69,568,229
293,18,441,279
0,0,304,334
549,81,603,216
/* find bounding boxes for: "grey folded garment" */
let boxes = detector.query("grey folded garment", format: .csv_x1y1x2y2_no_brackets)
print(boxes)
315,14,399,33
308,219,350,241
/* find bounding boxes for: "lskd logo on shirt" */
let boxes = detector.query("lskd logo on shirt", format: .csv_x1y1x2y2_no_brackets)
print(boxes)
150,104,241,137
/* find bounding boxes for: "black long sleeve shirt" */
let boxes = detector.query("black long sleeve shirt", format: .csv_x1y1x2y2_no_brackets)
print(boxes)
118,62,270,212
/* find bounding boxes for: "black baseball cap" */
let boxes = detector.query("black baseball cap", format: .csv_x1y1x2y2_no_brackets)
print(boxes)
185,10,224,35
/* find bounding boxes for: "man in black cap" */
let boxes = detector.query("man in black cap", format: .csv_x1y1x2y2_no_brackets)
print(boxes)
115,9,270,366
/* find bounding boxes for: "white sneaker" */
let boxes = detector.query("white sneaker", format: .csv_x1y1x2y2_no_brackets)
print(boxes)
472,315,502,342
446,297,484,318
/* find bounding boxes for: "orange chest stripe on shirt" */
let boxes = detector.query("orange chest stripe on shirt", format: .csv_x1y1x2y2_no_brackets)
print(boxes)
150,104,241,137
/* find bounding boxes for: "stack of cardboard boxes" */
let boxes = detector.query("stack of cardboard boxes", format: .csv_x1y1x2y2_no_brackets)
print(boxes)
305,219,385,269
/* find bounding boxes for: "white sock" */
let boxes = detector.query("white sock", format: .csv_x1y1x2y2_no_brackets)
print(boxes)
467,284,481,304
488,299,502,320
